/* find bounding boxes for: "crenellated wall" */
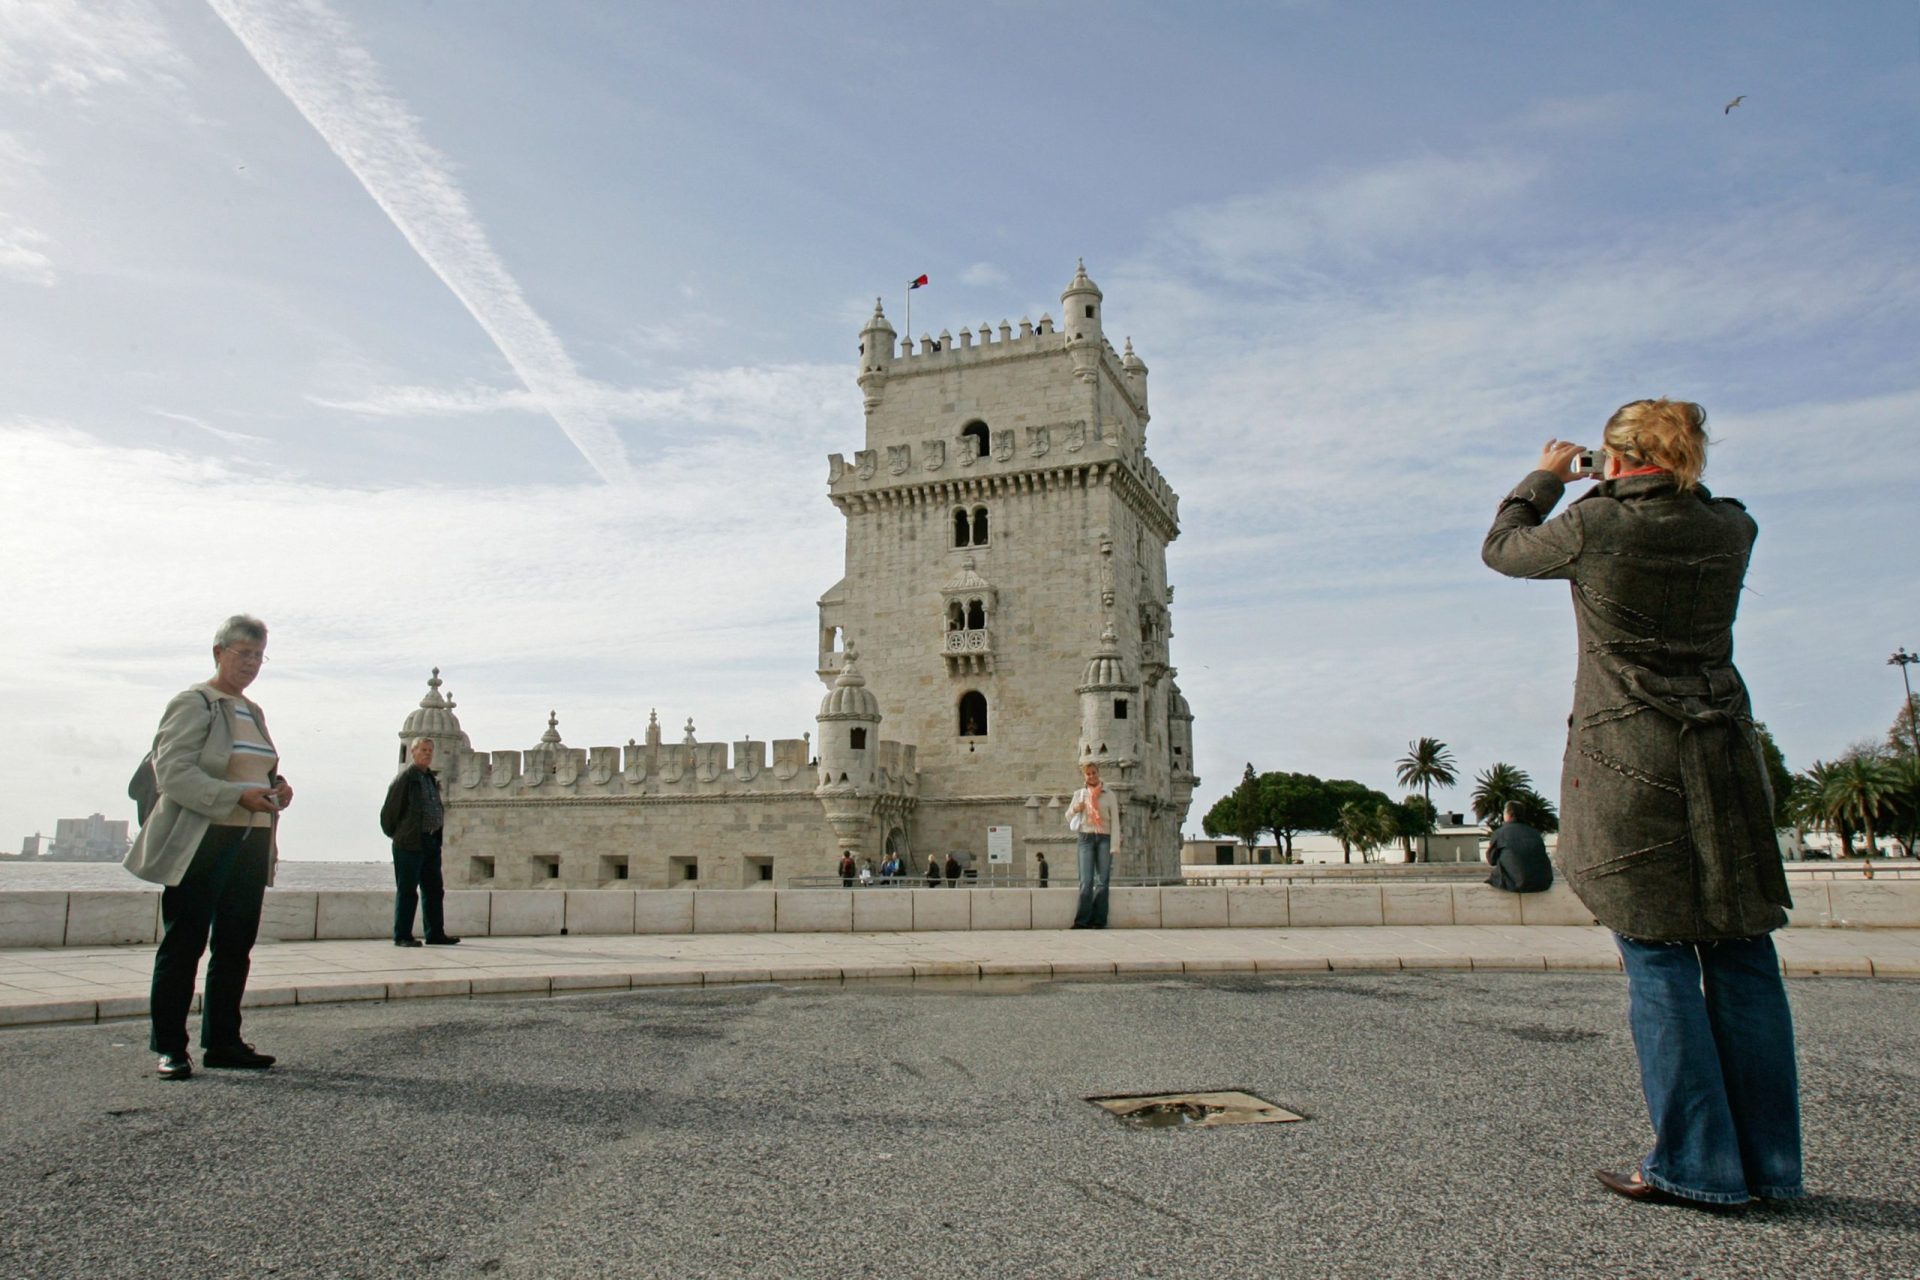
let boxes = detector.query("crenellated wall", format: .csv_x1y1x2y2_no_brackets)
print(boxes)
440,729,916,890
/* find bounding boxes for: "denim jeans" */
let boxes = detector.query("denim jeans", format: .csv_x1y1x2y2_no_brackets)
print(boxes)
1615,933,1805,1203
1072,832,1112,928
392,829,447,942
150,825,271,1054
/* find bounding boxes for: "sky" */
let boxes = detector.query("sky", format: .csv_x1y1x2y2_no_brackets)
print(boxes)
1,0,1915,862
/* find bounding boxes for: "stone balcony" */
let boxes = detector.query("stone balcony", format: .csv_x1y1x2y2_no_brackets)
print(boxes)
943,627,993,675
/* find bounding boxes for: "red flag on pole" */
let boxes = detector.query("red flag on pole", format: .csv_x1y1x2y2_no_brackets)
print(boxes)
909,274,929,289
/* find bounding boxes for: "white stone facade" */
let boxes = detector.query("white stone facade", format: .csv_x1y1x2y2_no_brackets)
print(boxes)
416,264,1194,888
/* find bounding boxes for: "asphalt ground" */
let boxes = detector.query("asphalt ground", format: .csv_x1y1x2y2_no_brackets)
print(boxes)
2,972,1917,1280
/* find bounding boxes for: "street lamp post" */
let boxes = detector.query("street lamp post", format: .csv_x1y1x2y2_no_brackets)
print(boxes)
1892,647,1920,759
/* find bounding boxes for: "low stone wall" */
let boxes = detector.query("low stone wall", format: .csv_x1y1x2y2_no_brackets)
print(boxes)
3,880,1916,947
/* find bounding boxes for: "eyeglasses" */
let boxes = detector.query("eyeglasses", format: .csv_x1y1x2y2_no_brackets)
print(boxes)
223,648,268,663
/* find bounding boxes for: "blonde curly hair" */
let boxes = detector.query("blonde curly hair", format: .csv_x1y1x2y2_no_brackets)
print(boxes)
1603,399,1709,491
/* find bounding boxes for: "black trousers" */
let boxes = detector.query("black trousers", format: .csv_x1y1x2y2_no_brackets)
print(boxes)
149,825,271,1055
392,830,446,942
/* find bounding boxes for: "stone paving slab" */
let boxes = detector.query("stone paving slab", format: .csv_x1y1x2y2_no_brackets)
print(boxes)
0,926,1916,1027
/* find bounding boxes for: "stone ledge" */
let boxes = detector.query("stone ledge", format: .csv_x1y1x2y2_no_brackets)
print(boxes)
7,881,1920,948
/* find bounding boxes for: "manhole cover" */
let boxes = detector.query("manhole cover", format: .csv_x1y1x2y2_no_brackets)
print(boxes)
1088,1090,1303,1129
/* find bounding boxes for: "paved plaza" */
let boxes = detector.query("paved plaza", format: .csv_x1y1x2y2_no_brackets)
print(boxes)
3,968,1917,1279
3,925,1919,1028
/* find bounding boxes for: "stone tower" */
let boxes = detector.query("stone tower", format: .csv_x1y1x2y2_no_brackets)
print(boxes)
397,668,471,770
819,262,1195,879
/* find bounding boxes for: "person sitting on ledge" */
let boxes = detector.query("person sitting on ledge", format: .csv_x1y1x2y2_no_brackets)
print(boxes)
1485,802,1554,893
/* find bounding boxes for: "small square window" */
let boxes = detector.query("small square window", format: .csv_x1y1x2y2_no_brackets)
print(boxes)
533,854,560,880
469,856,495,881
1114,698,1129,720
600,855,629,881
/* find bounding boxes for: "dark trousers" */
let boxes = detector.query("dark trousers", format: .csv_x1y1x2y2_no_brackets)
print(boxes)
392,830,447,942
149,825,271,1054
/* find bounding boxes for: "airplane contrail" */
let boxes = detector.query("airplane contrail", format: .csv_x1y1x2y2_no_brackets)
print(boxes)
205,0,632,484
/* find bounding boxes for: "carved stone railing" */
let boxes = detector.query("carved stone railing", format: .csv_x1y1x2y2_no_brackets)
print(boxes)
943,627,993,675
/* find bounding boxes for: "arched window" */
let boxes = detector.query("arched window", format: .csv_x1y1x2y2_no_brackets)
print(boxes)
966,599,986,630
850,727,867,750
953,508,972,547
947,602,965,632
958,691,988,737
960,420,990,458
971,506,989,545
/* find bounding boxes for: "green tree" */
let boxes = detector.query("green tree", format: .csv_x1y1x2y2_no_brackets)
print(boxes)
1331,800,1391,864
1754,722,1795,830
1471,763,1534,830
1201,762,1263,861
1884,756,1920,858
1824,755,1899,858
1396,794,1437,862
1801,760,1856,857
1512,789,1559,833
1256,771,1332,864
1320,779,1393,863
1394,738,1458,863
1887,694,1920,761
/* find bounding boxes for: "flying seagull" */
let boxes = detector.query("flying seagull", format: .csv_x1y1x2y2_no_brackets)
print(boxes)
1724,95,1746,114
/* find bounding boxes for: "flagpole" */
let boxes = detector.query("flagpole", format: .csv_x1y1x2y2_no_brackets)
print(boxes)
905,286,911,353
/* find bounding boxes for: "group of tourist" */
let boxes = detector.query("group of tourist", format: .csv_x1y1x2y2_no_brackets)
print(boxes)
116,397,1804,1209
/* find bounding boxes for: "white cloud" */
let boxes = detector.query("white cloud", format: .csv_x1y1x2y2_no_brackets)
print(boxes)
311,362,846,439
1112,148,1920,826
0,0,184,100
959,262,1009,287
0,217,54,285
0,416,845,861
206,0,633,484
1161,151,1541,283
147,407,267,445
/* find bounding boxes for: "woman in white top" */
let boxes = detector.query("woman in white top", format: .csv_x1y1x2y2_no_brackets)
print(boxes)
125,615,292,1080
1066,761,1119,928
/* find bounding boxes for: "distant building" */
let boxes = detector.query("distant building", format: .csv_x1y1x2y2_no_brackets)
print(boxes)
46,813,131,862
16,833,48,859
1182,824,1532,868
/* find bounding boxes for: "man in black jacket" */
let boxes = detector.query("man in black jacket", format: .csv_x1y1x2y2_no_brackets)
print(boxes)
1486,802,1554,893
380,738,460,947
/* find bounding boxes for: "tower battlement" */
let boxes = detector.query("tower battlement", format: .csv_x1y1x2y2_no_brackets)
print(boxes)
440,711,915,805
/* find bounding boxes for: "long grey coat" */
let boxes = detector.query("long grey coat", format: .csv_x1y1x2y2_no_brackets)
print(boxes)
1482,470,1789,941
123,685,280,888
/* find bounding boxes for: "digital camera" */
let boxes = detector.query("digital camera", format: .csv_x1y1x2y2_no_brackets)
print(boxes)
1571,448,1604,478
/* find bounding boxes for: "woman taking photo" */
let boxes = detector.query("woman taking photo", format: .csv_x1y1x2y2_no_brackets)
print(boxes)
1482,399,1800,1209
125,615,292,1080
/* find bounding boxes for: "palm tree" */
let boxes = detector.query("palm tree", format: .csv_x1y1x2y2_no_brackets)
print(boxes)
1395,738,1458,863
1803,759,1860,857
1824,755,1898,859
1472,763,1534,830
1331,801,1388,864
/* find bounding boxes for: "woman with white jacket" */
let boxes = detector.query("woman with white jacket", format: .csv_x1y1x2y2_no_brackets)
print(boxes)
1065,761,1119,929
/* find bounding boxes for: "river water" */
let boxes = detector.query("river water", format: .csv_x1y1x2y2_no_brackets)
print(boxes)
0,861,391,891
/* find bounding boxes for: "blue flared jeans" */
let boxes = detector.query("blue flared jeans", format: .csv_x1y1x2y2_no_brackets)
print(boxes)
1072,832,1112,928
1615,933,1805,1203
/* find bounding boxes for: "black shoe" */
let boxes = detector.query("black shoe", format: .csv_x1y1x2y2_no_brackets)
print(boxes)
395,937,423,947
155,1052,193,1080
204,1042,276,1070
424,935,461,946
